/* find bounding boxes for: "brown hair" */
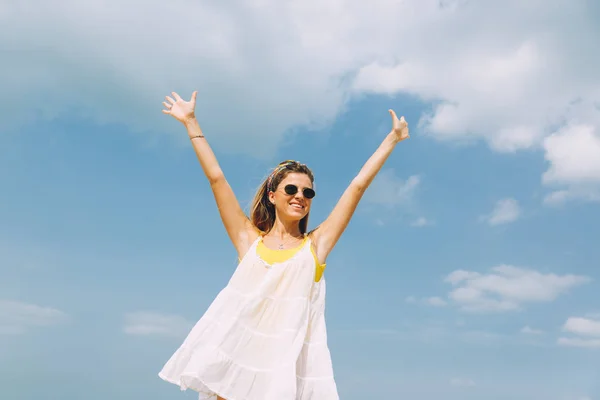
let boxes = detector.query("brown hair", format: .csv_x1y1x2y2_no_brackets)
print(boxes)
250,160,315,234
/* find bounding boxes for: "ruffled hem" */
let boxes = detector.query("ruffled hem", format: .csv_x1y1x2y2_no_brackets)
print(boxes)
159,370,339,400
159,371,222,400
296,375,339,399
159,343,299,400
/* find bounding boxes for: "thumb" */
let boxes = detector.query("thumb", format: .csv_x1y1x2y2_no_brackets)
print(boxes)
191,91,198,104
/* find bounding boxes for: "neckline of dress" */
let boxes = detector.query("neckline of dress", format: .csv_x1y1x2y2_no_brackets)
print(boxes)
254,235,310,267
258,234,308,252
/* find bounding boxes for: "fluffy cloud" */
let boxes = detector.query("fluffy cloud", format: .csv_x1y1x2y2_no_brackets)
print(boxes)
563,317,600,337
426,297,448,307
364,170,420,207
123,311,192,338
444,265,590,313
2,0,598,161
0,300,67,334
542,124,600,205
480,198,521,226
352,2,600,154
558,316,600,349
353,40,550,152
364,169,425,224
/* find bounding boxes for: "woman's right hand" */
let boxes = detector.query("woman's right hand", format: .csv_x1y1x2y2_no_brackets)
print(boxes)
162,91,197,124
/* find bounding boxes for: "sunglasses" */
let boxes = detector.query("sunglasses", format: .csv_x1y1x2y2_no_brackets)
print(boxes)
283,184,316,199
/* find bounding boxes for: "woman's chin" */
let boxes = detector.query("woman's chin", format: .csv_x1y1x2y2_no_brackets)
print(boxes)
281,208,308,220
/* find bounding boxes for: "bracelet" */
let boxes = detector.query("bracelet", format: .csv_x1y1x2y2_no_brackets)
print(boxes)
190,135,205,140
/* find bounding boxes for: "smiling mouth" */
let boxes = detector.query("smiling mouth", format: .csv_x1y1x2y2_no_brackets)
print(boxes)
290,203,304,210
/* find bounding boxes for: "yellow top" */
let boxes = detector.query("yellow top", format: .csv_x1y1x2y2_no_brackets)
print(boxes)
256,236,326,282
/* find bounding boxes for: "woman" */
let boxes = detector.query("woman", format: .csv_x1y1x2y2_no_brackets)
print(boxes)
158,91,410,400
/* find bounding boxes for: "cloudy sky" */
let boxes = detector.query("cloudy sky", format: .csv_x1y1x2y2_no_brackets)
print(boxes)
2,0,600,399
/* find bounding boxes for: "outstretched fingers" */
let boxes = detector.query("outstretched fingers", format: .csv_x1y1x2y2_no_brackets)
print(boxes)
165,95,176,105
161,90,198,115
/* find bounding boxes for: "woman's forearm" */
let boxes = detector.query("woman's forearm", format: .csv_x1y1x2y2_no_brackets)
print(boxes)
352,131,400,191
183,118,225,183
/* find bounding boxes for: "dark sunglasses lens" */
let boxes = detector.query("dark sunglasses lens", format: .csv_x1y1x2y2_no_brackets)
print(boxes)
284,184,298,195
303,188,316,199
284,184,315,199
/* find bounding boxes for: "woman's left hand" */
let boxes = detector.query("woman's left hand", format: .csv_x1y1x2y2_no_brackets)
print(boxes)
389,109,410,142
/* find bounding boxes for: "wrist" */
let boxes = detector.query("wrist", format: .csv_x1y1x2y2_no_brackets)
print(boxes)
183,116,199,130
386,131,401,145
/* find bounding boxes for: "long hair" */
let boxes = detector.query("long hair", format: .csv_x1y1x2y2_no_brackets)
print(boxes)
250,160,315,234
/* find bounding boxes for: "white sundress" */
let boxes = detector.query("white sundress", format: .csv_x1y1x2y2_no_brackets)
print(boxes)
158,236,339,400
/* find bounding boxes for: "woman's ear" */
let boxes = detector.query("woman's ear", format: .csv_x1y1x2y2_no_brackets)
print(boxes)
268,190,276,205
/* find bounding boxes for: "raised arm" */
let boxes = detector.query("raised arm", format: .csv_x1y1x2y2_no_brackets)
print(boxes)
311,110,410,264
162,91,258,256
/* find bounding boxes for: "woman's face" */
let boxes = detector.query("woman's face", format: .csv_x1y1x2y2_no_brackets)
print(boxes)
269,172,314,221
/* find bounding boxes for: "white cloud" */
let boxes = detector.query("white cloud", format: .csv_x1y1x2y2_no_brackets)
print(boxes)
543,125,600,184
563,316,600,337
557,316,600,349
521,325,544,335
364,170,420,207
2,0,598,161
123,311,192,338
543,190,573,207
444,265,591,313
426,297,448,307
0,300,67,334
542,124,600,205
364,170,427,225
353,11,600,151
481,198,521,226
450,378,476,388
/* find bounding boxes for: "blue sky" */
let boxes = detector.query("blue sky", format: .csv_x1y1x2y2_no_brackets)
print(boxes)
2,1,600,400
